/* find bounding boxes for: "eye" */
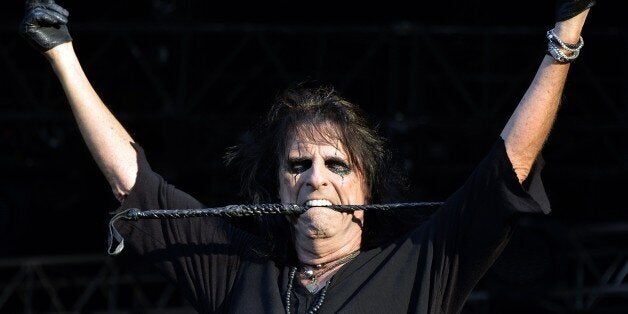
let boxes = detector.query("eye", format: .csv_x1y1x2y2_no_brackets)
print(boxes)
326,159,351,176
286,159,312,174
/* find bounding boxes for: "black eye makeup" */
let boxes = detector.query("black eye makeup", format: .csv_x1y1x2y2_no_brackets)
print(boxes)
286,157,312,174
326,157,352,176
284,156,352,176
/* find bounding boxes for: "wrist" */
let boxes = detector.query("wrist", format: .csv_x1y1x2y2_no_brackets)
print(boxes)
45,42,76,66
545,28,584,63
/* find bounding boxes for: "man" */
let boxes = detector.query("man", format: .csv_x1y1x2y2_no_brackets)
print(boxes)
20,0,595,312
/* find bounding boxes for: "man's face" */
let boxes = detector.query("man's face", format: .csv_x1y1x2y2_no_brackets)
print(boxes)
278,125,368,239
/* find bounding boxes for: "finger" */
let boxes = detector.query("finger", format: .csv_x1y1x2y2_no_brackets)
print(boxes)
24,0,47,10
25,6,67,24
30,8,63,27
44,2,69,17
44,8,68,24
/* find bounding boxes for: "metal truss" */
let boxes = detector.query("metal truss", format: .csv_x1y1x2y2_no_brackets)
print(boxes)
0,220,625,313
0,254,194,313
464,218,628,313
2,21,625,206
0,16,626,313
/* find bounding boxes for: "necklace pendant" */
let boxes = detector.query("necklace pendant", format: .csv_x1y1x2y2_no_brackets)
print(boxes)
305,280,318,293
302,267,315,280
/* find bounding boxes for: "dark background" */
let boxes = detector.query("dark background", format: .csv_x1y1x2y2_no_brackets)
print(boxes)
0,1,626,313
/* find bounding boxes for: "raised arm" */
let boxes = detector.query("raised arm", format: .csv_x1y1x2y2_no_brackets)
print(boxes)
500,0,595,183
20,0,138,201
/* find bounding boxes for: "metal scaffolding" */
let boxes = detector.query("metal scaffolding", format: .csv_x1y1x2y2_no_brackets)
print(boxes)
0,254,194,313
1,4,627,312
0,220,625,313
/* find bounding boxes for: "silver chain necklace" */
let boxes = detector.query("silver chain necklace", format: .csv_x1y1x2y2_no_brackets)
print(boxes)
298,250,360,293
284,250,360,313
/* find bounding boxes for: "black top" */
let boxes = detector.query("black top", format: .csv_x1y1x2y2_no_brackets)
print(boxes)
113,137,550,313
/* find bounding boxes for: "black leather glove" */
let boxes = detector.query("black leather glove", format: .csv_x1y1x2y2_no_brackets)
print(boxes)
555,0,596,22
19,0,72,52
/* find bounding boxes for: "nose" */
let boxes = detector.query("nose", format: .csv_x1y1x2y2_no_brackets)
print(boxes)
305,162,329,190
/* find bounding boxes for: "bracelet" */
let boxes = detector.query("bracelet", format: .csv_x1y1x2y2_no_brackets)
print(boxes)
545,28,584,63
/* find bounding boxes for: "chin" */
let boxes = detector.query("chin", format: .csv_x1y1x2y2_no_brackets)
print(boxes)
294,207,340,238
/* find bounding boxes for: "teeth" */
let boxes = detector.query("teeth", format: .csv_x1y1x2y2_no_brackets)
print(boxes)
305,200,333,207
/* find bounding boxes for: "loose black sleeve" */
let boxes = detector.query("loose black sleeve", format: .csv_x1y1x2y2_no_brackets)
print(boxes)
111,143,260,313
416,137,551,312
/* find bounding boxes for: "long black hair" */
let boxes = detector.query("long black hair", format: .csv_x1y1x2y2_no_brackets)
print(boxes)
224,84,424,257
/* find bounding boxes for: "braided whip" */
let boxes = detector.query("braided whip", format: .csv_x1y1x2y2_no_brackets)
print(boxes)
108,202,444,255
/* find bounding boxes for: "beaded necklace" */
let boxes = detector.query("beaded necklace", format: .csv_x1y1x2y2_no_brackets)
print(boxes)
284,250,360,314
284,267,330,314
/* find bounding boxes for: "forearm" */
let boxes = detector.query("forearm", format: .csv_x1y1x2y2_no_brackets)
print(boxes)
46,42,138,200
500,57,567,182
500,10,589,183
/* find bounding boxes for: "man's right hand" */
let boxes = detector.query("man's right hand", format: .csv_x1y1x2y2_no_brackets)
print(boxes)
19,0,72,53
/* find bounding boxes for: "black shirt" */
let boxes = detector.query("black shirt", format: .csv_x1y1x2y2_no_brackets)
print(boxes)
112,138,550,313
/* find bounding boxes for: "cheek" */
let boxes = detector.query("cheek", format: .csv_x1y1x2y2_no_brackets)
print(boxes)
343,174,369,203
278,173,299,202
